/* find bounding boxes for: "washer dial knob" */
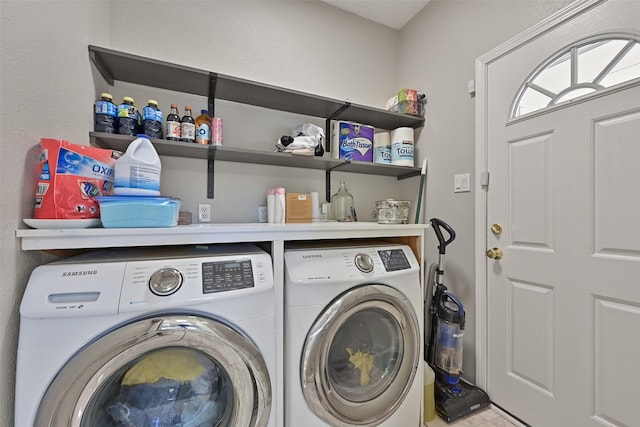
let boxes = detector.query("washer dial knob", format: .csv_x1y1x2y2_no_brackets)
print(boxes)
354,253,374,273
149,268,183,296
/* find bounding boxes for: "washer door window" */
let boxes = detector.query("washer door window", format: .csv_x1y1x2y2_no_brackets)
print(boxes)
35,315,271,427
301,284,420,426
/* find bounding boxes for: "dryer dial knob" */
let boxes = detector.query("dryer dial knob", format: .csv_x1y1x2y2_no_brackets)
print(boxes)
149,268,183,296
355,253,374,273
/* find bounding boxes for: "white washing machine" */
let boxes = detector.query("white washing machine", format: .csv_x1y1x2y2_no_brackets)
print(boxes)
284,242,423,427
15,244,277,427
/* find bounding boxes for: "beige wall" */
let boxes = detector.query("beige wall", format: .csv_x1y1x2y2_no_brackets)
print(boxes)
401,0,573,380
1,0,573,424
0,1,110,425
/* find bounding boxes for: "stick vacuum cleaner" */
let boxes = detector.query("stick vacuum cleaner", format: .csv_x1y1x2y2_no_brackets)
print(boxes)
425,218,490,423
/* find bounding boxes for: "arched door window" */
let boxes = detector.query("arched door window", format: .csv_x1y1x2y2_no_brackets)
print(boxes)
511,35,640,119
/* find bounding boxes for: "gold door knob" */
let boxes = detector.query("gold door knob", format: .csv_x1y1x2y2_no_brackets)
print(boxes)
491,224,503,235
486,247,503,259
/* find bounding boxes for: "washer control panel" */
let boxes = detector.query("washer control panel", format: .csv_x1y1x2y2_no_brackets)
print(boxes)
202,259,255,294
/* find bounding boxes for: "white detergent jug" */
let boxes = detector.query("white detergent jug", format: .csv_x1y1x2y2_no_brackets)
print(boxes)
113,134,161,196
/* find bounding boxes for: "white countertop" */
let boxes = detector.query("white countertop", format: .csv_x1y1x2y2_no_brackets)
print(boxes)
17,222,429,251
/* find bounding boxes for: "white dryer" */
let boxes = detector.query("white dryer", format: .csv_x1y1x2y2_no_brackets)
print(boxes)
284,242,423,427
16,244,276,427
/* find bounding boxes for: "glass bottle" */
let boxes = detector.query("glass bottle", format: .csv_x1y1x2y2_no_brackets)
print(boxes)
330,181,354,222
165,103,181,141
180,105,195,143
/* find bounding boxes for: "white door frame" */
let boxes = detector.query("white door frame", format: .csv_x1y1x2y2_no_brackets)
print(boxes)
473,0,607,389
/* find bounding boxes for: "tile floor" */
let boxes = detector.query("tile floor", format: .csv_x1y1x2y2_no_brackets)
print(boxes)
425,406,522,427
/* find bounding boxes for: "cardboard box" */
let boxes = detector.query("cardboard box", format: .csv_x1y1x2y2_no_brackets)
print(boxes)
397,88,418,103
394,88,420,115
286,193,312,223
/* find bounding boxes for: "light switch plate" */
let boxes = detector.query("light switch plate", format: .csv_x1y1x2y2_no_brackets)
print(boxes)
454,173,471,193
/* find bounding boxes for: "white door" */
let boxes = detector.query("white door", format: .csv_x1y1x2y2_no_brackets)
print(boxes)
478,1,640,426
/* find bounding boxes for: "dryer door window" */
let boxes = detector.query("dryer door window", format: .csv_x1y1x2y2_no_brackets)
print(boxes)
35,315,271,427
301,284,420,427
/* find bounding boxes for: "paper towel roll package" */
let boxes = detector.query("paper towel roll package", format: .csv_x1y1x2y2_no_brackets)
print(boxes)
373,132,391,164
390,127,414,167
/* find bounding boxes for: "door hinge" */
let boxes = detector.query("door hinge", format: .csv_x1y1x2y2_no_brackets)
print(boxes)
480,171,490,187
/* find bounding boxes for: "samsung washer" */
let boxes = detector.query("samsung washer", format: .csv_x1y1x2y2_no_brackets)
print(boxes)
284,242,423,426
15,244,276,427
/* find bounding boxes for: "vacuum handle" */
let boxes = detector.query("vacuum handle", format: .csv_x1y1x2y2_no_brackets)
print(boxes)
430,218,456,255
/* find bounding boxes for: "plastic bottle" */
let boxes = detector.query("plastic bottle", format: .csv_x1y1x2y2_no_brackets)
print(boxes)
181,106,196,143
142,99,163,139
116,96,140,136
423,361,436,422
330,181,354,222
274,187,286,224
113,134,162,196
94,92,117,133
195,109,211,145
165,104,181,141
267,188,276,224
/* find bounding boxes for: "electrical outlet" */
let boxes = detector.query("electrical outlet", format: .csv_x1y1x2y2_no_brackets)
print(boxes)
198,204,211,223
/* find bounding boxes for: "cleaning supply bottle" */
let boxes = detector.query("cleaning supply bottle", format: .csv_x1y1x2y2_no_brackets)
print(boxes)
274,187,286,224
113,134,161,196
423,361,436,422
267,188,276,224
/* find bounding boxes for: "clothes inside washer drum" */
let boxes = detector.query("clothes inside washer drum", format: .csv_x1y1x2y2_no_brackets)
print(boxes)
122,348,206,385
346,348,374,386
95,349,228,426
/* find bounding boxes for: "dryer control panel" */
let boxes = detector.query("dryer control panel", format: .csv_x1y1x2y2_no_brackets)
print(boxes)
377,249,411,271
284,244,419,285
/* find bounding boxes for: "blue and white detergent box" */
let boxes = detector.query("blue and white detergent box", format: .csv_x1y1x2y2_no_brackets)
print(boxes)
331,121,374,162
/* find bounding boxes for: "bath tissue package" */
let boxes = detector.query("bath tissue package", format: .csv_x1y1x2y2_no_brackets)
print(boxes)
331,121,374,162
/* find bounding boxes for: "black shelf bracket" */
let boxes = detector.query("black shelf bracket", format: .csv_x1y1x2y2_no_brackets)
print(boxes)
325,102,351,153
398,170,422,180
325,162,348,202
208,73,218,116
207,146,216,199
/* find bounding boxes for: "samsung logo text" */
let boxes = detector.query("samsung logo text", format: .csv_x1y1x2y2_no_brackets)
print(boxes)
62,270,98,277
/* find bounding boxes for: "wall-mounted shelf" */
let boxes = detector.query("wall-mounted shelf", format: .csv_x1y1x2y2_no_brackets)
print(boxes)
89,45,424,131
88,45,424,199
91,133,421,199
